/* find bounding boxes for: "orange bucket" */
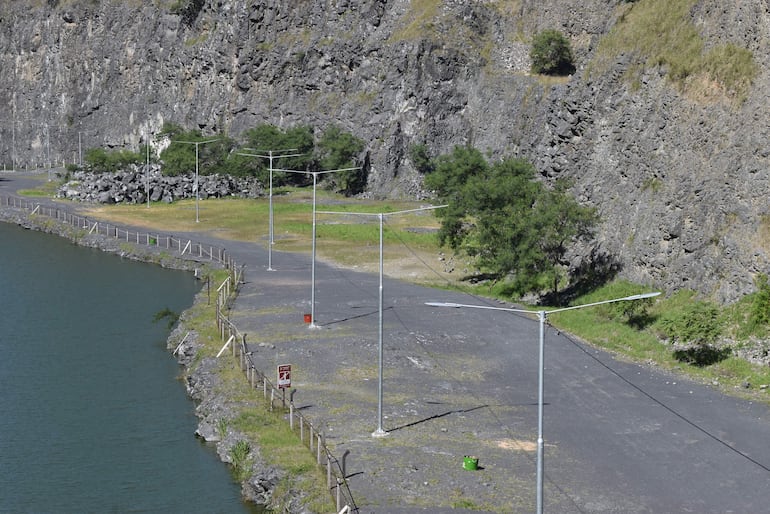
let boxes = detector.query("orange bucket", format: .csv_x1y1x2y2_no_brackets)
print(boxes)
303,313,312,323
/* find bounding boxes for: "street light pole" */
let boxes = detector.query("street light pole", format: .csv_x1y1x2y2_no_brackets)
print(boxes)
274,167,360,328
318,205,447,437
172,138,220,222
144,127,151,209
237,148,302,271
426,291,661,514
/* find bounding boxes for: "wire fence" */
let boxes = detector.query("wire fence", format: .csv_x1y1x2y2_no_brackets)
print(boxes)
1,194,233,266
216,289,358,513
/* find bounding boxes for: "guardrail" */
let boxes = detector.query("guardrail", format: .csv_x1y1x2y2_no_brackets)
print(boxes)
216,286,358,513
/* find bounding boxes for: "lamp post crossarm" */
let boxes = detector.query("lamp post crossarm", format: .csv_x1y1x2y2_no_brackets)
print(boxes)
173,138,221,146
424,301,534,316
425,292,661,318
542,292,662,316
273,166,361,175
426,291,661,514
237,150,303,159
317,204,448,218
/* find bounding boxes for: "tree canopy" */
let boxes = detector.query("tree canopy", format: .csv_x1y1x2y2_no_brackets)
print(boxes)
153,122,367,195
530,29,575,76
425,146,597,297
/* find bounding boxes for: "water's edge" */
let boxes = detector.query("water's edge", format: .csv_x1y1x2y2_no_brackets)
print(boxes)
0,205,280,511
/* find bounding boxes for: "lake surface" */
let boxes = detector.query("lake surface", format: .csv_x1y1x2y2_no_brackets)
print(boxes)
0,222,258,513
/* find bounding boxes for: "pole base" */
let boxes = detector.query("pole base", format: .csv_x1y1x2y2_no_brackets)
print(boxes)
371,429,389,438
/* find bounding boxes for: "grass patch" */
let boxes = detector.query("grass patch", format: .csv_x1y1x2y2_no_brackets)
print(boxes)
233,409,333,512
82,188,452,284
540,282,770,402
389,0,441,41
591,0,757,102
16,176,61,197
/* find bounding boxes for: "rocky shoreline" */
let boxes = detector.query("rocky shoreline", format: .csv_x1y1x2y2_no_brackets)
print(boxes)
0,203,285,511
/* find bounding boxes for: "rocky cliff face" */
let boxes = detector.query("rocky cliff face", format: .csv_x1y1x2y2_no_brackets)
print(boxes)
2,0,769,302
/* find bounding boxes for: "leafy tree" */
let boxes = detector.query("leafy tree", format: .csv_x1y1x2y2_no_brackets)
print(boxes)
425,146,597,297
155,122,366,193
409,143,435,174
424,145,489,248
315,125,366,196
530,29,575,76
241,124,315,185
84,147,143,173
158,125,235,177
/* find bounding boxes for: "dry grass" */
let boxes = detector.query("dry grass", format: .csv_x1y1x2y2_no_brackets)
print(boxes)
81,189,461,284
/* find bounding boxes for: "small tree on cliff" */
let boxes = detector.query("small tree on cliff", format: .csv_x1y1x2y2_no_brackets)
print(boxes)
530,29,575,76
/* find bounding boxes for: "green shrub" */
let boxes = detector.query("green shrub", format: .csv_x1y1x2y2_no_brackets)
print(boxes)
658,301,728,365
409,143,435,175
84,147,143,173
229,440,252,481
745,274,770,335
316,125,366,196
530,29,575,76
659,301,722,344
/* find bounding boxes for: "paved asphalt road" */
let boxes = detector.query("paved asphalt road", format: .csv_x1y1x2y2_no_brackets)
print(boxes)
4,172,770,513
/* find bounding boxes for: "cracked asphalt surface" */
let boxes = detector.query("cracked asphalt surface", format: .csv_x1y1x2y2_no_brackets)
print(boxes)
4,172,770,513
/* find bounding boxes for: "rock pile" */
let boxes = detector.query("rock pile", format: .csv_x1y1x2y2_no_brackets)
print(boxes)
57,166,264,204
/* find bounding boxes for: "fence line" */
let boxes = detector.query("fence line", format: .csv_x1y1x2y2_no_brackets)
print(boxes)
0,194,233,269
215,286,358,513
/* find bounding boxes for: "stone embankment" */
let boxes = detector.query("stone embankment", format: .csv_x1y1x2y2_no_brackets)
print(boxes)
57,167,264,204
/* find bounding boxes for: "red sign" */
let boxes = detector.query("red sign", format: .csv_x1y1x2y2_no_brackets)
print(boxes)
277,364,291,389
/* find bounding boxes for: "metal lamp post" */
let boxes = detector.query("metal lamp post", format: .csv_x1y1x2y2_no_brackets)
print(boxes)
318,205,447,437
273,167,360,328
237,149,302,270
143,127,152,209
172,138,220,222
426,291,661,514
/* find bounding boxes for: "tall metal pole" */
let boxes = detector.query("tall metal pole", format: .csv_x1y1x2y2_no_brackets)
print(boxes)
145,129,150,209
12,111,15,171
194,142,200,222
317,205,447,436
374,213,386,436
172,138,219,223
275,166,359,328
237,149,301,271
537,311,545,514
268,151,274,268
46,125,51,181
425,292,660,514
310,172,318,327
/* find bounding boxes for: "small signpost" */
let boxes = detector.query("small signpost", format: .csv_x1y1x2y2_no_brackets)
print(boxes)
277,364,291,408
277,364,291,389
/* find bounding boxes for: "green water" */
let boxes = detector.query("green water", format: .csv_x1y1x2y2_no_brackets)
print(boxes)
0,222,258,513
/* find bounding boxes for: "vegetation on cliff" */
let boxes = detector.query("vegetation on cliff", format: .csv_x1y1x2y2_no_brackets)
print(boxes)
592,0,758,102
